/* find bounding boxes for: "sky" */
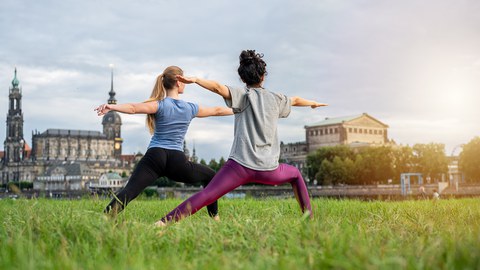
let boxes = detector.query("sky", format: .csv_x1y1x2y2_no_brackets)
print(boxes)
0,0,479,160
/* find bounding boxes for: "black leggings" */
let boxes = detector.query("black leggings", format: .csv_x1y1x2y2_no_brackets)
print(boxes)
104,147,218,217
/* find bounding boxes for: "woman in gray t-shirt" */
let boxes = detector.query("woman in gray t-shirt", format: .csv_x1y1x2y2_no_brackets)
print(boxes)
156,50,327,225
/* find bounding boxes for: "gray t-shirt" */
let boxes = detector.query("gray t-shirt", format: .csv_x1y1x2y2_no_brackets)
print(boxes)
225,85,291,170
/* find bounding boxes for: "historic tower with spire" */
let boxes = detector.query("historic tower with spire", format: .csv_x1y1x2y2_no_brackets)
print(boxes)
2,69,26,181
101,66,123,158
0,67,134,187
4,69,25,164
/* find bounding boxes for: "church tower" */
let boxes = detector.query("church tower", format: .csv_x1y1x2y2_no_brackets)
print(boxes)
102,66,123,158
4,68,26,167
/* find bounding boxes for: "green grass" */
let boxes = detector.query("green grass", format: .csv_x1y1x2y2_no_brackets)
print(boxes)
1,197,480,270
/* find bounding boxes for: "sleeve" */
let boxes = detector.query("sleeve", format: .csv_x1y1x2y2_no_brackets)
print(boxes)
156,100,163,116
224,85,248,113
188,102,199,119
276,93,291,118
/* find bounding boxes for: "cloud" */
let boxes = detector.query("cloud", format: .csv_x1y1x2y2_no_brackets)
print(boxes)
1,0,479,160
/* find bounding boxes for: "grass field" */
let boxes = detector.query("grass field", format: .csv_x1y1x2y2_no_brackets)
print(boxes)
1,197,480,270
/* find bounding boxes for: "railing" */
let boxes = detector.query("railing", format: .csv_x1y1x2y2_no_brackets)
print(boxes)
2,183,480,200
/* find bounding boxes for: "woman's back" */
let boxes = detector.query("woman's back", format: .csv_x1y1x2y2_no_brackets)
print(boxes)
148,97,198,151
226,86,291,171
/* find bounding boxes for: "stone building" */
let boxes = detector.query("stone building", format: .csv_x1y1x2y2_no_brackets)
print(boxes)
31,129,115,162
280,141,308,175
280,113,390,178
306,113,389,152
31,68,123,163
34,162,98,191
88,172,127,191
0,68,135,190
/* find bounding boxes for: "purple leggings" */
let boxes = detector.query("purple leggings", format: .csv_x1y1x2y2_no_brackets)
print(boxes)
161,159,312,222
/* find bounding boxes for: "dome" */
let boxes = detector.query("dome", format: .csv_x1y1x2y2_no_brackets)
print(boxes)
102,111,122,125
11,68,19,88
104,172,122,180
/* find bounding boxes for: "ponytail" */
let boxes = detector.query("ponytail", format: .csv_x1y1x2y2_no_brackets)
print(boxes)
145,74,165,134
145,66,183,134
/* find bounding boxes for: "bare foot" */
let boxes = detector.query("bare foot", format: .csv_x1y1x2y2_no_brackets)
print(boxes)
301,210,313,221
213,215,220,222
154,220,167,227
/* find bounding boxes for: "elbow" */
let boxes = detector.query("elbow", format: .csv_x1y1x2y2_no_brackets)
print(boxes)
215,107,232,116
211,83,228,98
211,84,223,95
290,96,299,106
127,104,136,114
214,107,224,116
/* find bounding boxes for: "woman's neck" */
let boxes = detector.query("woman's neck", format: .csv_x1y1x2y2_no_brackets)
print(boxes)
247,83,262,88
166,90,180,99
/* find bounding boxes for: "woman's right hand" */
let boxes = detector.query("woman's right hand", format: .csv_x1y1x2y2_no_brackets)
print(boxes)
311,102,328,109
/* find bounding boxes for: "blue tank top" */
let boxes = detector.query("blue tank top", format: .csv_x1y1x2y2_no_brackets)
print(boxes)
147,97,198,151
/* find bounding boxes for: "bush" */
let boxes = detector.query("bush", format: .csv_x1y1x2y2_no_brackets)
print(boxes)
143,188,157,197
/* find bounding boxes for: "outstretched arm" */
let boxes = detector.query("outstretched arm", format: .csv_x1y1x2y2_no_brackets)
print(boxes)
196,106,233,118
94,101,158,116
177,75,231,100
290,96,328,109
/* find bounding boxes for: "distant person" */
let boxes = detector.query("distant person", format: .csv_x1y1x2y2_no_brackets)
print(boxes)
419,185,427,199
432,189,440,200
155,50,328,226
94,66,233,220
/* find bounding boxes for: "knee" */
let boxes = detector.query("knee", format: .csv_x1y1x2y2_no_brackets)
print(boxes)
205,168,216,180
200,172,215,187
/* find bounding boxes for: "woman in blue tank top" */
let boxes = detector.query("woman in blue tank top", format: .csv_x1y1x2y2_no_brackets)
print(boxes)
94,66,232,219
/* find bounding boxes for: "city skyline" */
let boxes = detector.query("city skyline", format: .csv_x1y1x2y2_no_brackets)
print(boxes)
1,0,479,160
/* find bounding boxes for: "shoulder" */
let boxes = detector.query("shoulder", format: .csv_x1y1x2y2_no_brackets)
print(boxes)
227,85,247,95
158,97,169,109
264,89,289,103
159,97,171,106
183,99,198,109
266,89,288,98
184,100,199,115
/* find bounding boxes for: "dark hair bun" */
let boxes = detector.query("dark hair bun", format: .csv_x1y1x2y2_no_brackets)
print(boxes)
239,50,263,64
238,50,267,86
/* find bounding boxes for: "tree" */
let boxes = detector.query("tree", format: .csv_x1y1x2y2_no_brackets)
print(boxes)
208,159,219,171
307,145,355,181
330,156,350,185
412,143,448,182
356,146,395,184
218,157,226,169
392,146,415,182
353,155,370,185
316,159,333,185
153,177,179,187
143,188,157,197
459,137,480,182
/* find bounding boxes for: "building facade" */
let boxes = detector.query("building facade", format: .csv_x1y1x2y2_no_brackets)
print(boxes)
88,172,127,191
305,113,389,152
280,113,390,178
0,68,134,191
34,162,98,191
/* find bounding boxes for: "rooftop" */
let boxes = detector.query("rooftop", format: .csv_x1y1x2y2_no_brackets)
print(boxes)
306,114,364,127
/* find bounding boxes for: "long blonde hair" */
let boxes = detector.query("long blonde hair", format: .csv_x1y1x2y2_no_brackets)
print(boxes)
146,66,183,134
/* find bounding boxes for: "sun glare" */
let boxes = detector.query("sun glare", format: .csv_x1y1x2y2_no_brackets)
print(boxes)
429,70,476,115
